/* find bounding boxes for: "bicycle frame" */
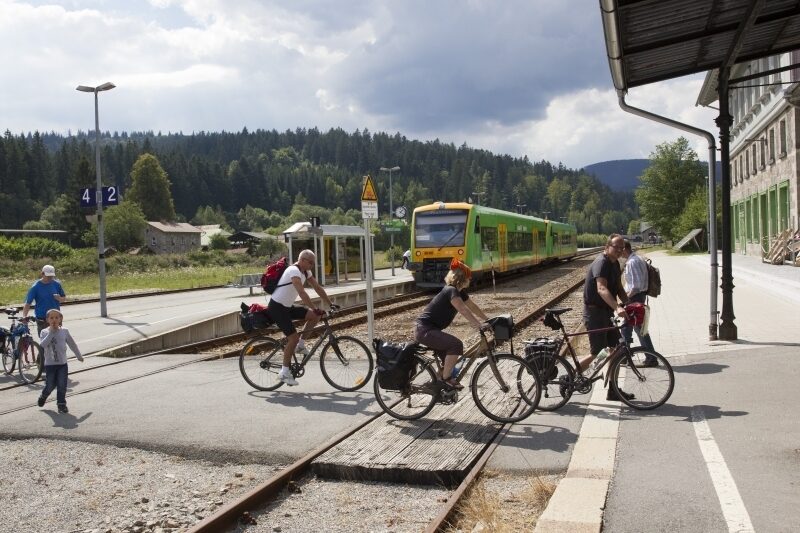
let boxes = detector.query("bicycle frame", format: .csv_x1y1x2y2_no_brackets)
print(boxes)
551,318,641,384
415,330,511,392
285,315,336,368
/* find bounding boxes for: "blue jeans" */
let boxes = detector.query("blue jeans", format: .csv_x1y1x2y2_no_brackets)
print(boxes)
41,364,68,406
623,293,656,361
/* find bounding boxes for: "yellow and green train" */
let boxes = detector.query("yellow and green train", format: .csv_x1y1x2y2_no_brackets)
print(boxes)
408,202,577,288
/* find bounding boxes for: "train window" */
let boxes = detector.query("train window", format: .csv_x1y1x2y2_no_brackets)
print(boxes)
480,227,498,251
414,210,468,248
474,216,481,233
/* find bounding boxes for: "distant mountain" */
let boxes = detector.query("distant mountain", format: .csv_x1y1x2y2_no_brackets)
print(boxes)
583,159,723,191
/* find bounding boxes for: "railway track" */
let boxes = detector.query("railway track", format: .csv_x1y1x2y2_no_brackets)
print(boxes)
186,265,589,532
1,248,601,395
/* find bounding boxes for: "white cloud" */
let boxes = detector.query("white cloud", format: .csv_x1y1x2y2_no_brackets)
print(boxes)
0,0,722,169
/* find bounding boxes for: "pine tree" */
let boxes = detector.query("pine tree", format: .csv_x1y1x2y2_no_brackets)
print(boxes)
126,154,176,221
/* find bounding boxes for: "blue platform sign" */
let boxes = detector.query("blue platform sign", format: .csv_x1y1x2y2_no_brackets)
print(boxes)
80,186,119,207
102,186,119,206
80,188,97,208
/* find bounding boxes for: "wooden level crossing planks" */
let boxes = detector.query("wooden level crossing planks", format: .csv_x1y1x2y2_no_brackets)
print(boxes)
311,394,503,486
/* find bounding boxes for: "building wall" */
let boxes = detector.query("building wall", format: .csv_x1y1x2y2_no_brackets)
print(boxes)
145,227,201,254
728,52,799,257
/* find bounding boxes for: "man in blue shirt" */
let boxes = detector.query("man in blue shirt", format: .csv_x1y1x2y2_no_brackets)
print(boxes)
22,264,66,335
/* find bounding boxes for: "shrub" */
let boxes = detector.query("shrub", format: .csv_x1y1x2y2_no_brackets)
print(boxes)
577,233,607,248
0,236,74,261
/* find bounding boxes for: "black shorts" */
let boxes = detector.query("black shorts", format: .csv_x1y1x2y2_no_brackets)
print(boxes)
583,306,621,356
267,300,309,336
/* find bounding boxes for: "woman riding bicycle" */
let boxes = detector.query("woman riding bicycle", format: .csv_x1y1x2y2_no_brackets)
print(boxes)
414,258,490,390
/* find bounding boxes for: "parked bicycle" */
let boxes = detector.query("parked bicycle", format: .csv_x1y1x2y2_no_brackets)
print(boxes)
239,308,374,391
1,308,43,384
373,315,542,423
525,307,674,411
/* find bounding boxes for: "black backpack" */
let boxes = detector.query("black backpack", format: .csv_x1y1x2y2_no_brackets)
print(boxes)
373,339,418,391
645,258,662,298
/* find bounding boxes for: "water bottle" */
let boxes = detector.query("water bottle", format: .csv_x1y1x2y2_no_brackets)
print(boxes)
451,361,464,379
588,347,611,375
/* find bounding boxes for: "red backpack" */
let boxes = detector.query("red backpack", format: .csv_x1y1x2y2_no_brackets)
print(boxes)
261,256,290,294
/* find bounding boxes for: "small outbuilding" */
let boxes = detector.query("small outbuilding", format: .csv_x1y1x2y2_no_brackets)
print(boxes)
144,222,202,254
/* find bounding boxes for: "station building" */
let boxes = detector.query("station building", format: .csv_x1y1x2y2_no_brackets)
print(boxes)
699,51,800,258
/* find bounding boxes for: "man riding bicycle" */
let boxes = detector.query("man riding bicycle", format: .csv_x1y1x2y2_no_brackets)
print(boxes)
267,250,335,386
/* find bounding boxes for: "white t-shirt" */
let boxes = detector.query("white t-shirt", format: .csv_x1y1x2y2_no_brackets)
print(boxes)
270,264,310,307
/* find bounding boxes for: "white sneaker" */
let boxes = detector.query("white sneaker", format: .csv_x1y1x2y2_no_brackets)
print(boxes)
295,345,310,356
278,371,299,386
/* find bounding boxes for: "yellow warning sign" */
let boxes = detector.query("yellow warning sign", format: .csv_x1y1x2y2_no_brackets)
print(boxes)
361,175,378,202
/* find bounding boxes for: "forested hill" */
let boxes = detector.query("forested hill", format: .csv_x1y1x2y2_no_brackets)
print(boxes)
0,128,636,237
584,158,723,191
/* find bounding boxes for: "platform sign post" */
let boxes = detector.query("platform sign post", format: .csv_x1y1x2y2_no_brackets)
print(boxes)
361,175,378,344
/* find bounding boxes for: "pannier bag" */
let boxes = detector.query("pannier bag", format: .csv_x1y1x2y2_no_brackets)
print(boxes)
489,314,514,340
623,302,650,336
373,338,418,391
524,337,560,381
239,302,273,333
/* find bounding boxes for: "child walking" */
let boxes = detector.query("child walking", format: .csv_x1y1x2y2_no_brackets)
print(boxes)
37,309,83,413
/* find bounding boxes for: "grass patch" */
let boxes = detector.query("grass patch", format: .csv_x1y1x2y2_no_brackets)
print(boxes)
0,264,262,305
446,471,557,532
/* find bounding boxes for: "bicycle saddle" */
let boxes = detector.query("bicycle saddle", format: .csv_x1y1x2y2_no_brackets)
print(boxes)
544,307,571,316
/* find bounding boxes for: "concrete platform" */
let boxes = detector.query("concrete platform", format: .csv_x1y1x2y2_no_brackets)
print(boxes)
533,249,800,531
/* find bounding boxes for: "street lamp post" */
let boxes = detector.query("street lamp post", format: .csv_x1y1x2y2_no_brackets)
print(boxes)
379,166,400,276
77,82,115,318
472,191,486,205
515,203,527,214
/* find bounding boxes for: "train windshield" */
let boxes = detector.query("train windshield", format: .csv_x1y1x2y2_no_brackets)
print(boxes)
414,210,468,248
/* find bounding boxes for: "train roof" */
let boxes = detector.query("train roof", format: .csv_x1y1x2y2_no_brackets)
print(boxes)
413,202,575,229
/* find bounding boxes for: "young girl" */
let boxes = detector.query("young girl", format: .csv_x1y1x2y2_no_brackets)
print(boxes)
37,309,83,413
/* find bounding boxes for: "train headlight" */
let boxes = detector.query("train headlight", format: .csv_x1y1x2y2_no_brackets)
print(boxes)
415,250,421,256
457,249,464,255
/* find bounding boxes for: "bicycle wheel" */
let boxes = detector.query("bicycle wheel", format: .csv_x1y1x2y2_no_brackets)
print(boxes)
320,335,374,391
1,340,14,374
471,354,541,423
533,354,575,411
609,347,674,410
373,355,438,420
18,338,42,384
239,336,284,391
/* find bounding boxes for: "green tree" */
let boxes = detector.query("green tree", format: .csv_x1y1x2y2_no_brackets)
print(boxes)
208,233,230,250
104,200,147,250
674,184,721,249
635,137,705,241
628,219,641,235
126,154,176,221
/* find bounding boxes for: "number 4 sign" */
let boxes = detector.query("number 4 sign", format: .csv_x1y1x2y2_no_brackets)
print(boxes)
79,186,119,207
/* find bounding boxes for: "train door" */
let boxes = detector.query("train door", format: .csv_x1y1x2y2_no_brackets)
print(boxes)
533,229,540,264
498,223,508,271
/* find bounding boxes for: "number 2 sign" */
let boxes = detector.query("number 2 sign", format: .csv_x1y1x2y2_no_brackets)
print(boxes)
79,186,119,207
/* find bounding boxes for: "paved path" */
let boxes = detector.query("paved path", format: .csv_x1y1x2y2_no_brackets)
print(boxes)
536,250,800,532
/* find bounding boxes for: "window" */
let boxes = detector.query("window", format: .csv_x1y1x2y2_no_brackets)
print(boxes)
760,136,766,169
744,151,750,178
730,163,736,188
769,129,775,163
414,210,468,248
779,119,787,157
480,227,498,252
751,145,757,174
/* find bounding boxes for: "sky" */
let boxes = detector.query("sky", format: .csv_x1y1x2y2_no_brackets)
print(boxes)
0,0,721,169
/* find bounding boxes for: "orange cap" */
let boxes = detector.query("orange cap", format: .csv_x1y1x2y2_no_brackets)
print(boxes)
450,257,472,279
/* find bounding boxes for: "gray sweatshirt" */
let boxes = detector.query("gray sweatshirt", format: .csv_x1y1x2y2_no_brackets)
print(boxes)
39,327,82,366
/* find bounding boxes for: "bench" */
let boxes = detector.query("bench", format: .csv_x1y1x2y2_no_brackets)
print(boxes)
230,273,263,295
